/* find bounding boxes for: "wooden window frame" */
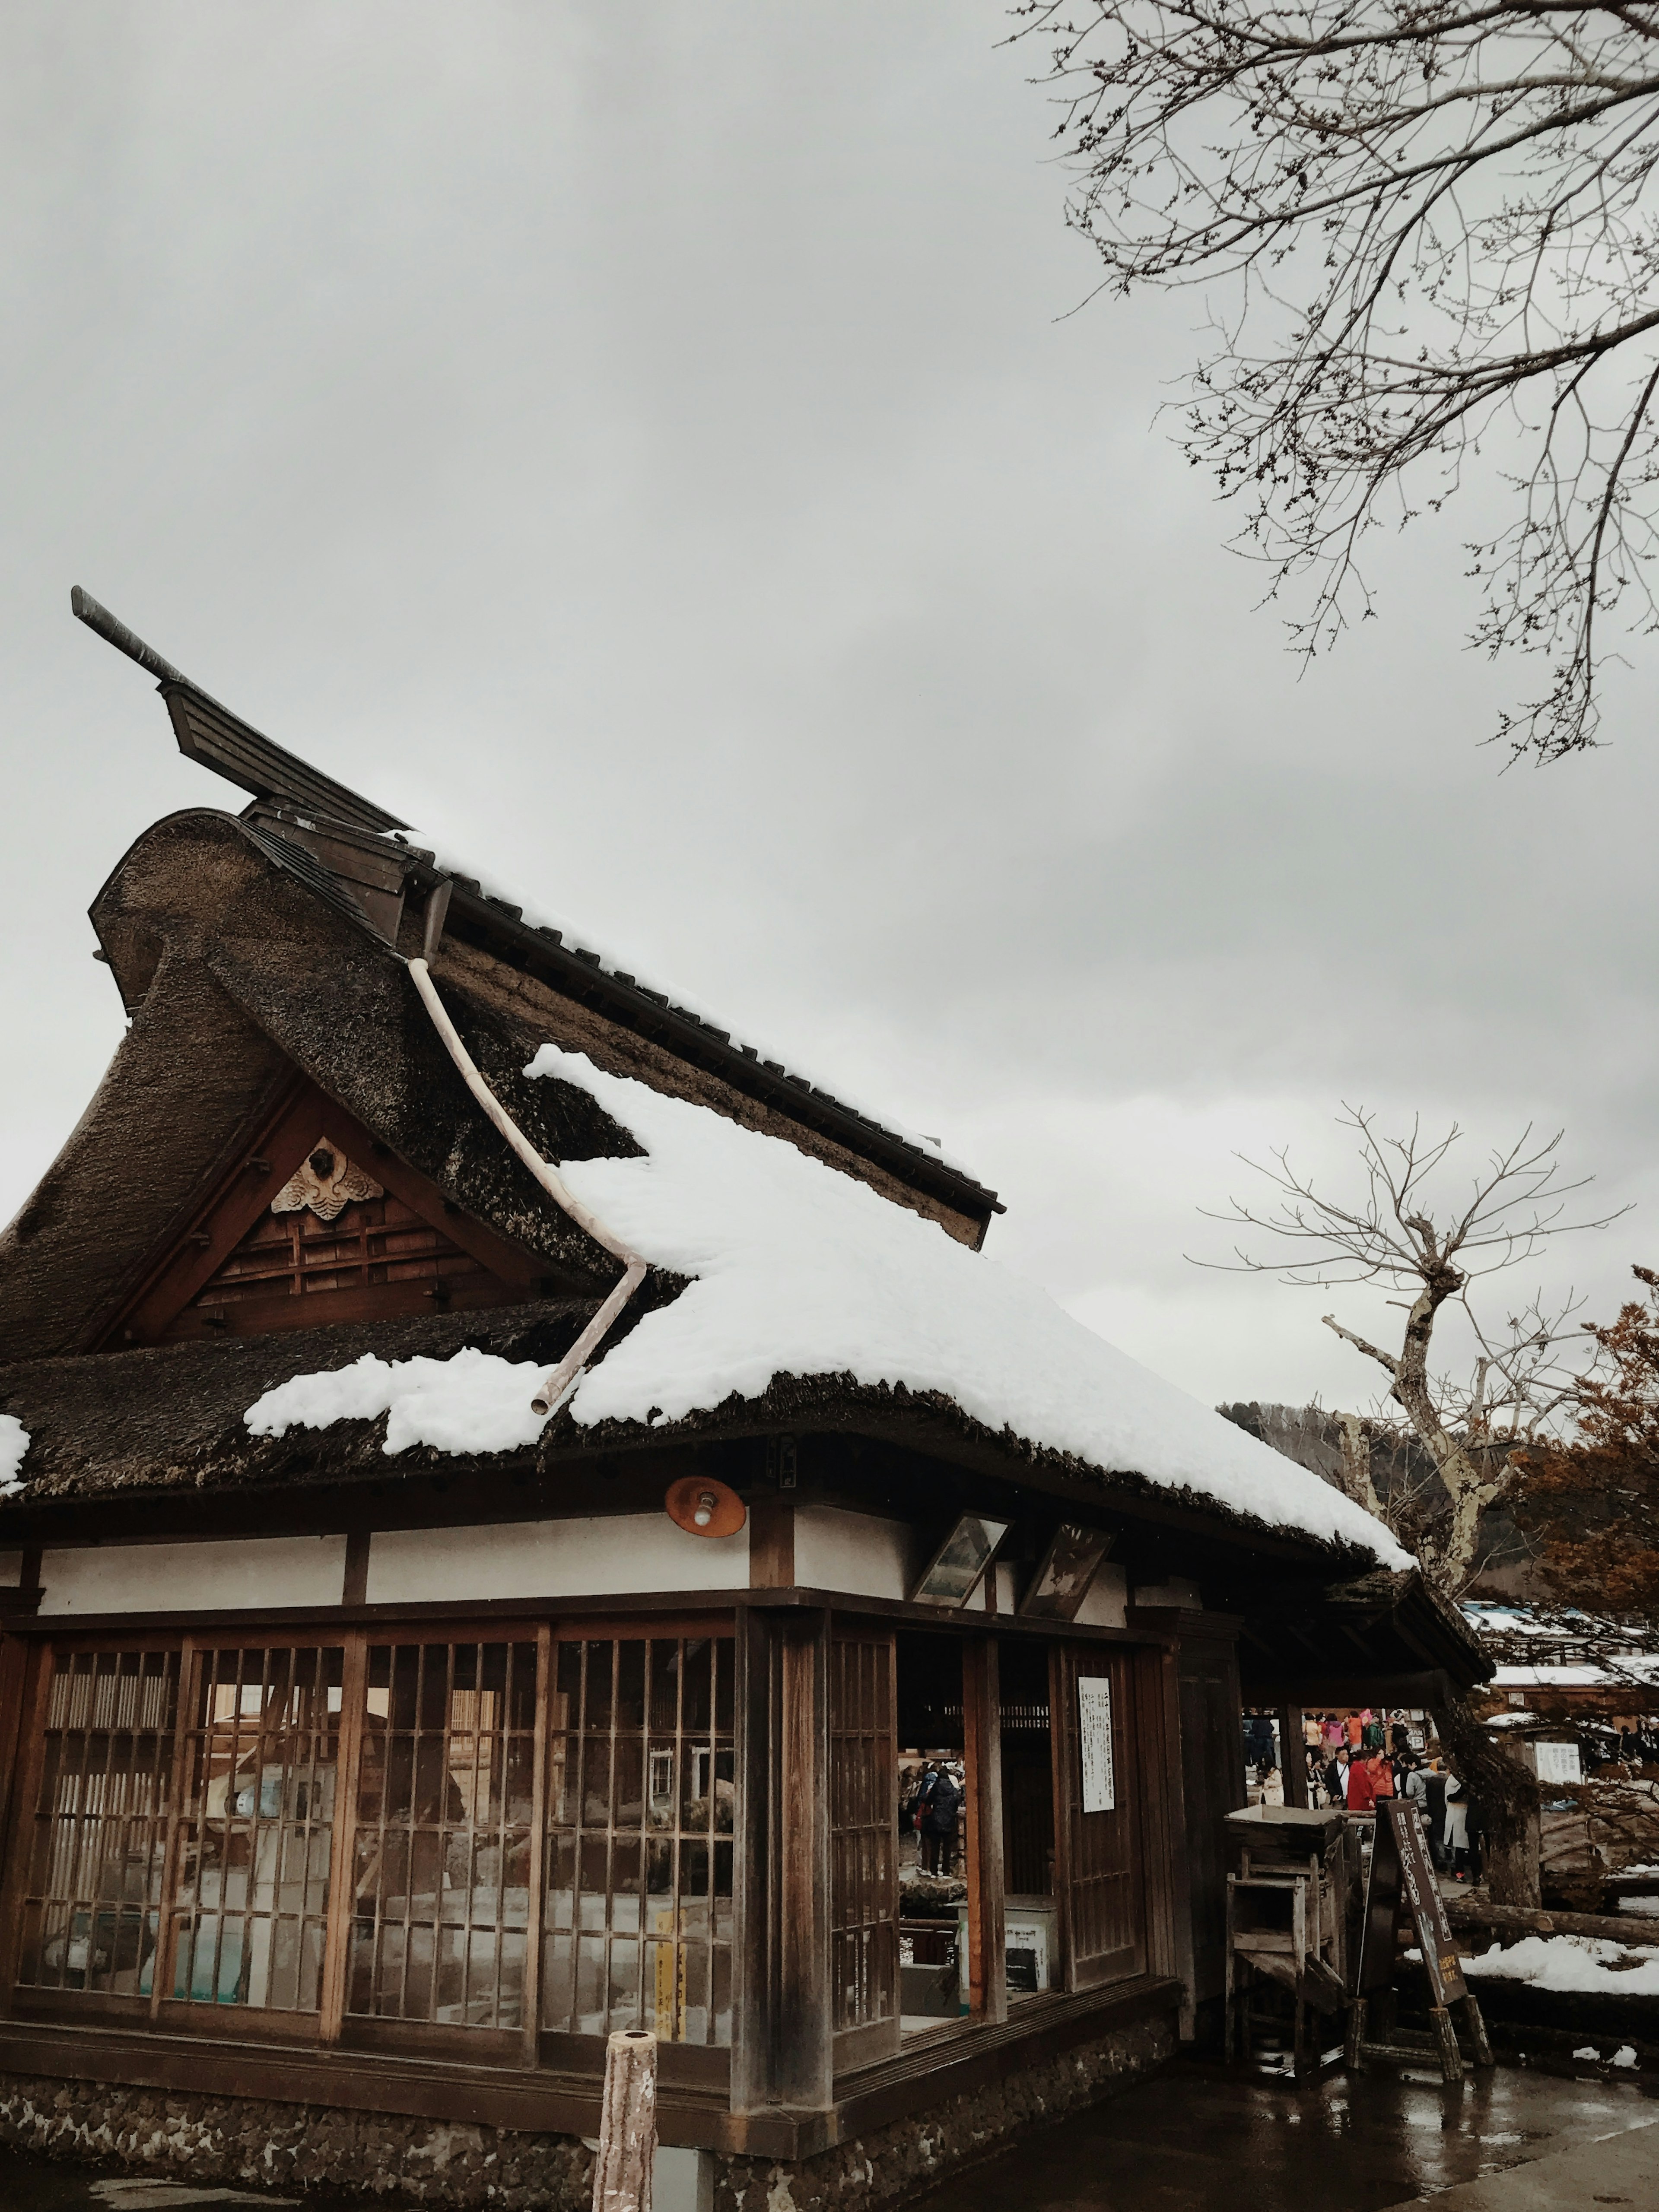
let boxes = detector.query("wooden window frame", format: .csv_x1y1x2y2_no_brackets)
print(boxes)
0,1614,736,2089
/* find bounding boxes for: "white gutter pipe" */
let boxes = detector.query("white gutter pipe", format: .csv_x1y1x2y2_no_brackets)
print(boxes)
405,921,648,1419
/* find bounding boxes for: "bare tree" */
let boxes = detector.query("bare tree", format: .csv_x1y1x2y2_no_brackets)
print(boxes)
1204,1107,1622,1590
1010,0,1659,756
1201,1105,1626,1902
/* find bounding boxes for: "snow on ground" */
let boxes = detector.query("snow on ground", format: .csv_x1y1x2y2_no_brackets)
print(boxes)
1459,1934,1659,1998
247,1045,1411,1568
0,1414,26,1495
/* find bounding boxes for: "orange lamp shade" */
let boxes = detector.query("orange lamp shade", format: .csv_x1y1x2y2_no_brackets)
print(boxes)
664,1475,747,1540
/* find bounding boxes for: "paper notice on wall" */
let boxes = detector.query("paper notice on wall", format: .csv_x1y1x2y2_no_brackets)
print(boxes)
1533,1739,1582,1784
1078,1675,1115,1813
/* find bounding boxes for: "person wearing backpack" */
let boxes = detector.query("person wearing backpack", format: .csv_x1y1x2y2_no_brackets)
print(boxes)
922,1761,963,1876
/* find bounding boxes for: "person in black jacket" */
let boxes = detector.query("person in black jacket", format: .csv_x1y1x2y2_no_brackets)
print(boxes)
920,1761,963,1876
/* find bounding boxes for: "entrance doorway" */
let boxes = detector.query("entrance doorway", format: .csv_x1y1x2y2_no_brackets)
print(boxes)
895,1629,967,2035
998,1636,1058,1999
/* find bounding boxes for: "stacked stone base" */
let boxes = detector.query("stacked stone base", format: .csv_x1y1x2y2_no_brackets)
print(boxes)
0,2011,1174,2209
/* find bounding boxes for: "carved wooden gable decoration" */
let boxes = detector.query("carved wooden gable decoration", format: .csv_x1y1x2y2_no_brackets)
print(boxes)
102,1079,550,1348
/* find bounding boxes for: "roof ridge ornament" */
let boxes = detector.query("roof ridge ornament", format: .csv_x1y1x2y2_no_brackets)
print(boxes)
69,585,411,837
271,1140,385,1222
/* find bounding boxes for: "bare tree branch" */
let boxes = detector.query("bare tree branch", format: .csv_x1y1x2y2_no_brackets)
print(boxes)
1008,0,1659,754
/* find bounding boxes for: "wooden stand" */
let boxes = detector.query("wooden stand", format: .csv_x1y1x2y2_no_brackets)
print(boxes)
1225,1843,1347,2076
1346,1802,1494,2085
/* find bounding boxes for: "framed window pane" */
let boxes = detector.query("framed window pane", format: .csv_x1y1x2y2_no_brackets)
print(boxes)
17,1650,181,1997
541,1636,734,2044
347,1640,538,2029
169,1645,343,2011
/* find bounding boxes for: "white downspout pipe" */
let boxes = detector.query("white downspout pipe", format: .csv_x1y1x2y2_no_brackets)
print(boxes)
405,940,648,1419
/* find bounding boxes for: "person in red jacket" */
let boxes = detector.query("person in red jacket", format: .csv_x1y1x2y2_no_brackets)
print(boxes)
1367,1750,1395,1802
1345,1753,1377,1813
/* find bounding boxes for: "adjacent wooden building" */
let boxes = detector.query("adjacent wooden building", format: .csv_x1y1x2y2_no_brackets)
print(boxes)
0,630,1485,2207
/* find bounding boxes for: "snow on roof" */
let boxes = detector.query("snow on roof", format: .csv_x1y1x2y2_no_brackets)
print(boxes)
248,1044,1412,1569
391,829,969,1175
0,1415,26,1497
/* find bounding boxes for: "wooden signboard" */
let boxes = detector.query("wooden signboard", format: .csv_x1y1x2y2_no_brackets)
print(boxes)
1349,1800,1491,2082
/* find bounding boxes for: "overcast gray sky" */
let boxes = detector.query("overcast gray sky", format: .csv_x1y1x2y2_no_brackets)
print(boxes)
2,2,1654,1416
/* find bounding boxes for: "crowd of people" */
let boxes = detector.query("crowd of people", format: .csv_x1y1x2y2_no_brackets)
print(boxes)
1243,1708,1481,1881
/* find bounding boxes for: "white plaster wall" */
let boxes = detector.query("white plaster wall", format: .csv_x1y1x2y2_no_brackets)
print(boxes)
791,1505,910,1602
365,1514,748,1605
39,1536,348,1615
994,1561,1018,1614
1076,1561,1129,1629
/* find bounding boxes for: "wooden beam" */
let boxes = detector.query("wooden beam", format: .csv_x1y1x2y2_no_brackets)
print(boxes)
1279,1707,1309,1808
747,1495,795,1590
730,1606,772,2115
521,1620,553,2068
962,1636,1006,2025
771,1611,831,2107
319,1633,368,2044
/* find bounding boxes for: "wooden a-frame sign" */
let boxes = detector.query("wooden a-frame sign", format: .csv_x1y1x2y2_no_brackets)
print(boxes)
1345,1801,1494,2084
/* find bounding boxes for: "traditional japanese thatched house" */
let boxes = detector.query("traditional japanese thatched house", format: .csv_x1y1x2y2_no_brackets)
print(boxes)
0,599,1486,2208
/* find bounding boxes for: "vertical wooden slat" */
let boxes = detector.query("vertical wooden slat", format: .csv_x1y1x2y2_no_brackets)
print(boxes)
0,1634,38,1975
522,1624,551,2066
963,1635,1006,2024
730,1606,771,2113
0,1641,56,2007
1047,1642,1076,1993
149,1638,197,2021
773,1610,831,2107
319,1630,367,2043
1279,1707,1309,1808
1151,1643,1196,2035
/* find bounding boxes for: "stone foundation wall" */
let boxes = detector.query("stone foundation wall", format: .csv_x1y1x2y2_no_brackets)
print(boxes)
0,2080,594,2208
0,2009,1173,2209
719,2012,1176,2212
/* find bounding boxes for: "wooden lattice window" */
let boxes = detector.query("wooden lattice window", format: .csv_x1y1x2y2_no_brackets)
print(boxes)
829,1633,898,2041
542,1636,734,2046
347,1641,538,2031
168,1645,343,2012
16,1650,181,1997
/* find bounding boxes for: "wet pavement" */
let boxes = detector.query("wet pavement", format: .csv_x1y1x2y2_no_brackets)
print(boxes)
0,2062,1653,2210
909,2056,1658,2212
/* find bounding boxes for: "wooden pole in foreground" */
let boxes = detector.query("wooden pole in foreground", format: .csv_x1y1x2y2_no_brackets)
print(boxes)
592,2027,658,2212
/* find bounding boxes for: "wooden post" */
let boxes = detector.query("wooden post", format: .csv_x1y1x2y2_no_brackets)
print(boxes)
592,2026,657,2212
962,1636,1006,2024
772,1610,832,2107
1279,1708,1309,1807
730,1606,772,2114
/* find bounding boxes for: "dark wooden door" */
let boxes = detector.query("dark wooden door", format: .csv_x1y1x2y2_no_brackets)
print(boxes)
1052,1644,1145,1991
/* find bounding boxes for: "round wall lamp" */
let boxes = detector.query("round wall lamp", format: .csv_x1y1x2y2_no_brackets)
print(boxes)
664,1475,746,1539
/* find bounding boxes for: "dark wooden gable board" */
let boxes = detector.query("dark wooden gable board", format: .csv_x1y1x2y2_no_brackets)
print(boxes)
99,1076,557,1349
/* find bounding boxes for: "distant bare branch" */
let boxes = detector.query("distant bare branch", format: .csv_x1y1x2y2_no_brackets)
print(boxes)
1009,0,1659,754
